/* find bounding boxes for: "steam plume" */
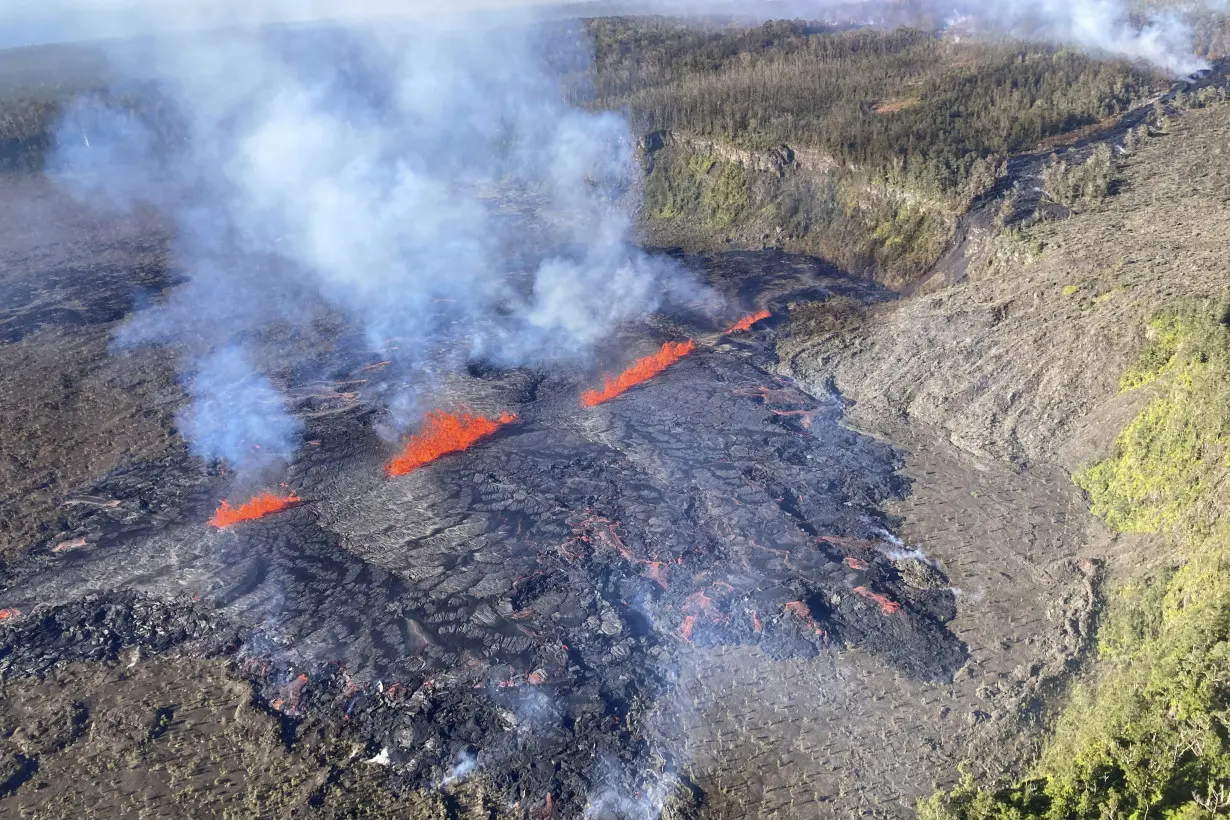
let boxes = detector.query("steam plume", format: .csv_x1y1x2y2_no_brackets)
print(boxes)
651,0,1220,76
47,6,713,474
930,0,1215,75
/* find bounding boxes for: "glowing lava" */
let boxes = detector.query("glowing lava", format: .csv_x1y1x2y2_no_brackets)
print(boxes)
853,586,903,616
726,309,770,334
209,491,302,528
386,410,517,477
784,600,827,637
581,340,694,407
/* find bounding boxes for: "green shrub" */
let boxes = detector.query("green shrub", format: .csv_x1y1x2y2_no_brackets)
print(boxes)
1075,309,1230,534
924,303,1230,820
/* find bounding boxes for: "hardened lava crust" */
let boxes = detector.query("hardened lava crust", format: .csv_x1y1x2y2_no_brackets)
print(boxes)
0,191,964,816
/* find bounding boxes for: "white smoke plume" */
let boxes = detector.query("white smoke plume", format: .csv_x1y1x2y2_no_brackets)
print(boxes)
46,4,716,473
653,0,1220,76
932,0,1214,76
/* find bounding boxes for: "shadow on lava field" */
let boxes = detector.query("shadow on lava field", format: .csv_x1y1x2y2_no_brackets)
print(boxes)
1,213,971,816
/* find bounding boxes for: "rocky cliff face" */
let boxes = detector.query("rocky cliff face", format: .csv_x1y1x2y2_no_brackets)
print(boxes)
636,129,959,290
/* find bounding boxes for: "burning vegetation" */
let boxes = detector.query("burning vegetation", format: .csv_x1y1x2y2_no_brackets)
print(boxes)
726,309,771,334
209,491,302,528
386,410,517,477
581,339,695,407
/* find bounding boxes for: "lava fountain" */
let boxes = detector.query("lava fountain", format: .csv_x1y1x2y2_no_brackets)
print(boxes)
726,309,771,334
209,491,302,528
581,340,695,407
386,410,518,477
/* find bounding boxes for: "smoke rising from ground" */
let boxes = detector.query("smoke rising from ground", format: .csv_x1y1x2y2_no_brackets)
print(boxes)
649,0,1220,75
931,0,1216,75
179,347,303,472
50,8,715,474
75,0,1208,473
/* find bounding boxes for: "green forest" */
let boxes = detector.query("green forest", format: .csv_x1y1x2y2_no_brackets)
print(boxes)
574,18,1175,284
585,19,1164,199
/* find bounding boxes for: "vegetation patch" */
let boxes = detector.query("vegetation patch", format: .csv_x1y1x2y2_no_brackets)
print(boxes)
1042,144,1117,213
923,303,1230,820
588,19,1164,202
1076,309,1230,534
643,143,954,285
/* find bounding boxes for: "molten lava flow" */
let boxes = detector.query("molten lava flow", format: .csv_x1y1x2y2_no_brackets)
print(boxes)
386,410,517,477
784,600,827,637
52,537,89,554
209,491,302,528
784,600,811,619
853,586,903,616
679,615,696,641
644,561,669,590
581,340,695,407
726,309,771,334
844,556,870,571
271,673,310,714
0,608,20,621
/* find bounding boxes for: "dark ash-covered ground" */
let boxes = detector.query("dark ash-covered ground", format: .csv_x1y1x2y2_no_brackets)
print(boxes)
0,181,969,817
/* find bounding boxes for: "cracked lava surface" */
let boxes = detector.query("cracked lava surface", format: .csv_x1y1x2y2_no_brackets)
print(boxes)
0,249,966,815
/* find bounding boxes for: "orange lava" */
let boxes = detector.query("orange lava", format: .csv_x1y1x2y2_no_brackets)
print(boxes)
784,600,827,637
771,409,814,429
844,556,870,571
0,608,20,621
853,585,903,616
271,674,310,714
784,600,812,619
581,340,695,407
726,309,771,334
209,491,301,528
386,410,517,477
644,561,669,589
683,590,724,621
52,537,89,554
679,615,696,641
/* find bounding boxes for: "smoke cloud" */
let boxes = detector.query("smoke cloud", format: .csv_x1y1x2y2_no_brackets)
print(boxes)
179,347,303,473
48,5,715,474
932,0,1216,76
651,0,1220,76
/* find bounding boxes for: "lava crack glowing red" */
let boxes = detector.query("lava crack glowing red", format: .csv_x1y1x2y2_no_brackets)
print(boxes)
209,491,302,528
581,340,694,407
386,410,517,477
725,309,770,334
